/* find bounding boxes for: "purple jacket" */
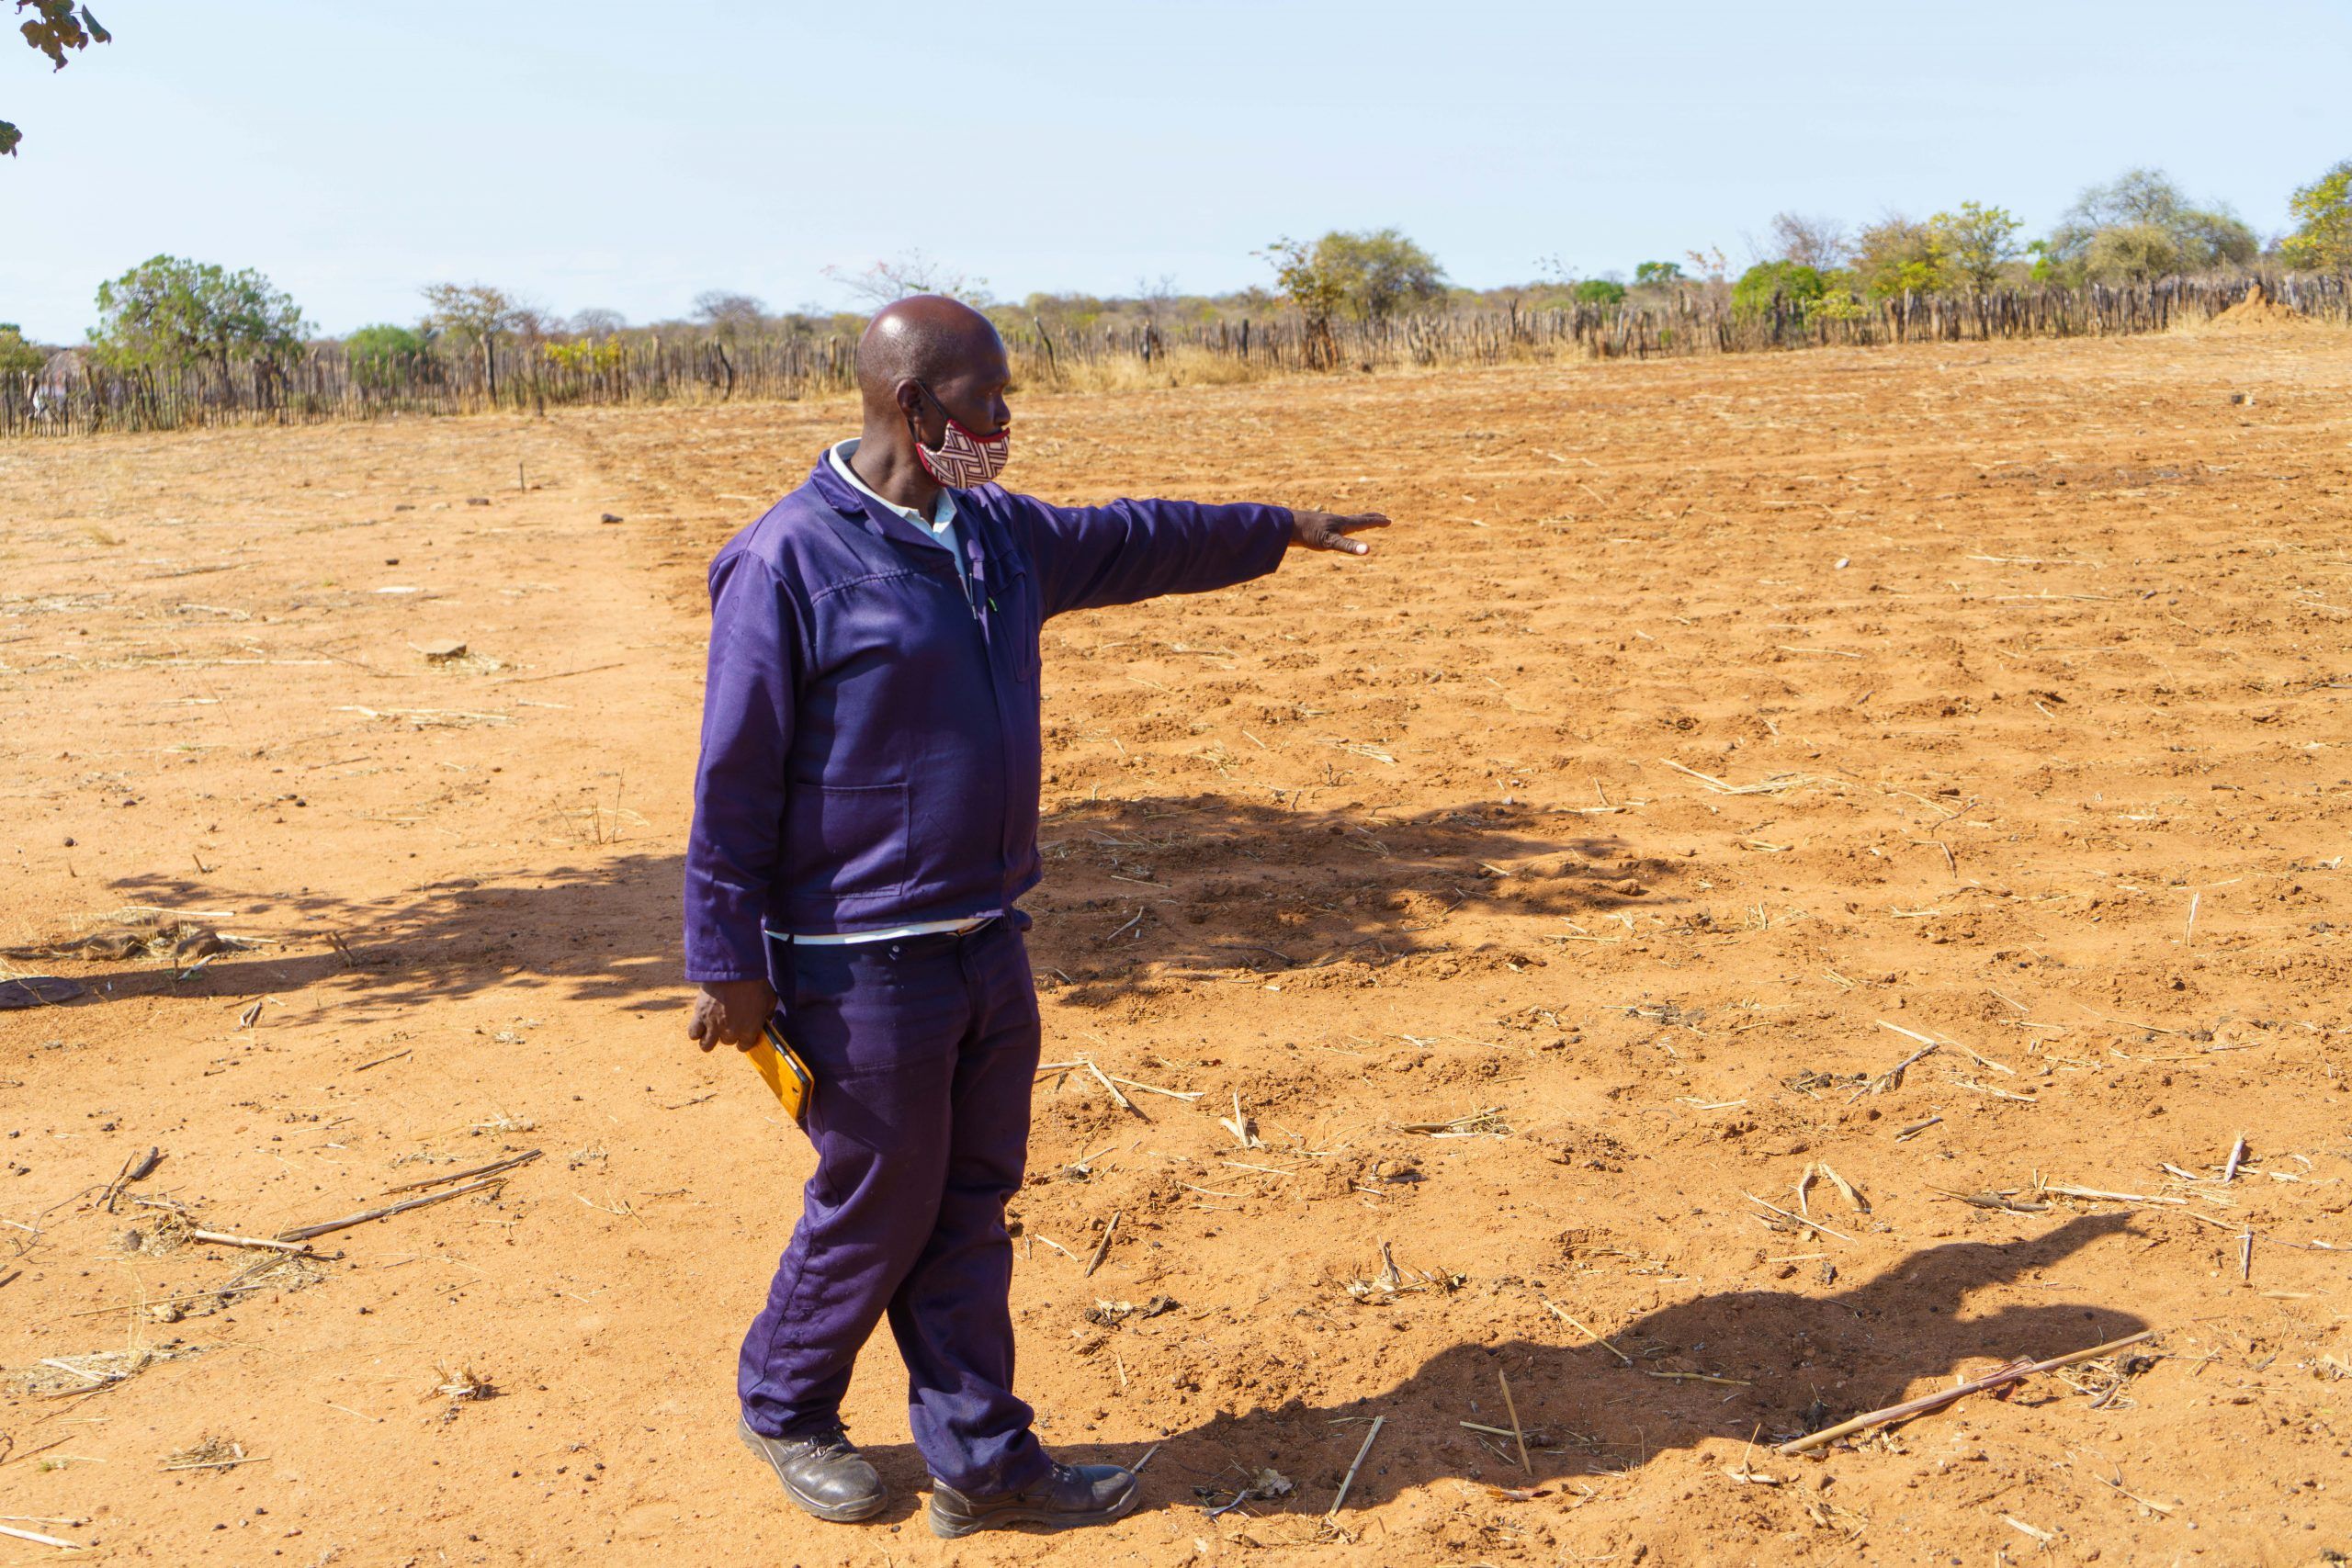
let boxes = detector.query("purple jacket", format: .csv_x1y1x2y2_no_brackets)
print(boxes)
684,454,1293,983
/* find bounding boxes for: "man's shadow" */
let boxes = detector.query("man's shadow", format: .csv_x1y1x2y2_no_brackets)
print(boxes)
10,792,1670,1020
850,1215,2143,1523
3,852,692,1021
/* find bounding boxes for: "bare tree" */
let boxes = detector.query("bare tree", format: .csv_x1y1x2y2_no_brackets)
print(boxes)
1770,212,1849,270
569,307,628,341
820,249,991,308
2050,168,2256,276
420,283,536,397
691,291,767,338
1136,273,1180,325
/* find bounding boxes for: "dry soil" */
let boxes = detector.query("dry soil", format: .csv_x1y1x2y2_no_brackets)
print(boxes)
3,326,2351,1566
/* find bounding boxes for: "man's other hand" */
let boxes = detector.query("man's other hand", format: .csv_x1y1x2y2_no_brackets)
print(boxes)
1290,509,1390,557
689,978,776,1052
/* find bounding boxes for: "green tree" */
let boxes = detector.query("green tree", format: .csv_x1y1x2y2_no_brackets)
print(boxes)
1306,228,1445,321
1633,260,1684,287
1851,217,1950,299
0,322,44,375
1928,202,2022,289
88,255,309,378
2281,160,2352,271
5,1,109,157
1572,277,1626,305
1731,260,1826,313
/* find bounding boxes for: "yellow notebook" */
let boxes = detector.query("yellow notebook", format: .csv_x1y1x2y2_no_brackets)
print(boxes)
747,1019,815,1125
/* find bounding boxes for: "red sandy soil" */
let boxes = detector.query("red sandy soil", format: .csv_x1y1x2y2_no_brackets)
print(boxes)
3,330,2350,1567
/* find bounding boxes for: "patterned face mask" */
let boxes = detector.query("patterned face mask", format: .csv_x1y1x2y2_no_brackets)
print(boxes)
910,390,1011,488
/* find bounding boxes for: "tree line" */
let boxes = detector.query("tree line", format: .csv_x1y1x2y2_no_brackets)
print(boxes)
8,274,2344,438
3,161,2346,429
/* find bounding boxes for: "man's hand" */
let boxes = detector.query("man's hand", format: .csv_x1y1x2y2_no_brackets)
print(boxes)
1289,509,1389,557
688,977,776,1053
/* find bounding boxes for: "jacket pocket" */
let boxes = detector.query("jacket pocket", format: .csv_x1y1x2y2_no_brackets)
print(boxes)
785,781,910,898
999,566,1040,686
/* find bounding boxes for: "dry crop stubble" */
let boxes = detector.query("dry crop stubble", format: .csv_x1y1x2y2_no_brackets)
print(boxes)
0,327,2348,1564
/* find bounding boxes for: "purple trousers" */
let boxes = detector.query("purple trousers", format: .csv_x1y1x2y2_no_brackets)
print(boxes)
738,919,1050,1495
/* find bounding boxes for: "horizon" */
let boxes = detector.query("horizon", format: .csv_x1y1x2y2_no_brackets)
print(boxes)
4,0,2346,342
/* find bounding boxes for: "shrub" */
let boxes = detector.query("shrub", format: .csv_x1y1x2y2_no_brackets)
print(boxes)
1633,260,1684,287
345,323,429,389
345,322,424,360
546,337,627,375
1573,277,1627,305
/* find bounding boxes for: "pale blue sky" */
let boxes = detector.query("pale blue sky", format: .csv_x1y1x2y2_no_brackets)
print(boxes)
5,1,2346,341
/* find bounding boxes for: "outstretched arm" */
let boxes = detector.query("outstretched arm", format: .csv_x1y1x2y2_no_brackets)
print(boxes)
1018,495,1388,619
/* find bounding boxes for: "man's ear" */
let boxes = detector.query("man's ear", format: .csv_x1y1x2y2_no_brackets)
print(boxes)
895,379,933,444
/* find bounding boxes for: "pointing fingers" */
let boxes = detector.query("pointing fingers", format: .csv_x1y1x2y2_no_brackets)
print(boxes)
1320,511,1390,554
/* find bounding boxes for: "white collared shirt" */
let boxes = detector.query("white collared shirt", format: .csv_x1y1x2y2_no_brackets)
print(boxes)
828,436,954,533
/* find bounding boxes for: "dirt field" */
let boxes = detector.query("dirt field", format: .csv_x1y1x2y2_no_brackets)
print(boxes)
4,325,2350,1567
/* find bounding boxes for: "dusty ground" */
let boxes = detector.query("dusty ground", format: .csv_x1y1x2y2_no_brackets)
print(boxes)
4,325,2350,1567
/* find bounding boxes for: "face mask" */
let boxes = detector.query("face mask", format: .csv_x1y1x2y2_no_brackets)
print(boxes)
910,390,1011,488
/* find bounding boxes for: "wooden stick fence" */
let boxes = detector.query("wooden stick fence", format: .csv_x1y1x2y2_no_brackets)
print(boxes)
6,273,2344,438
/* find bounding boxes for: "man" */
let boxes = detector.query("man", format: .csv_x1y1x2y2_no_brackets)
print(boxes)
684,295,1386,1539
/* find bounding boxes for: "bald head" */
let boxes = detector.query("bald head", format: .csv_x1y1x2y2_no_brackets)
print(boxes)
856,295,1006,418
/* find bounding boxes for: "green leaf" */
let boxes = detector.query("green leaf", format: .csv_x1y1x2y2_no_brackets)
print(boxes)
0,118,19,157
80,6,108,44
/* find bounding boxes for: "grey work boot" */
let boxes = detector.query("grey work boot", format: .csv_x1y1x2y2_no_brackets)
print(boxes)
738,1417,887,1523
927,1460,1140,1538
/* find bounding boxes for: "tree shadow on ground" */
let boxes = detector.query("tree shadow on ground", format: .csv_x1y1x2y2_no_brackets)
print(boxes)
845,1215,2144,1529
6,852,691,1022
1027,793,1677,1004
